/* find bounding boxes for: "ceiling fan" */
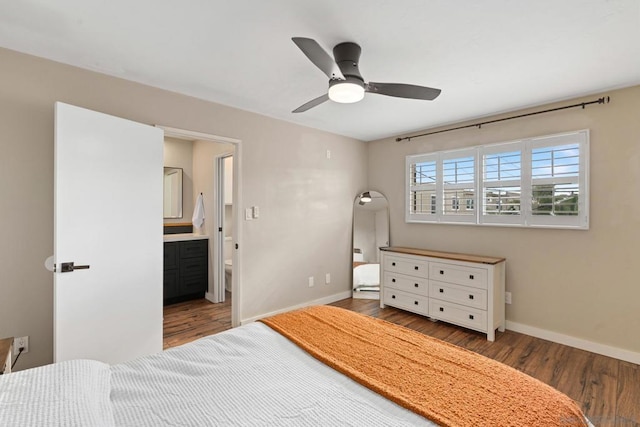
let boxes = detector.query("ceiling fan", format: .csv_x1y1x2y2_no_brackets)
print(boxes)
291,37,441,113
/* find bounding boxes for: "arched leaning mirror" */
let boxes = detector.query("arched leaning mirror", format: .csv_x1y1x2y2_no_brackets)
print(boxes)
352,191,389,300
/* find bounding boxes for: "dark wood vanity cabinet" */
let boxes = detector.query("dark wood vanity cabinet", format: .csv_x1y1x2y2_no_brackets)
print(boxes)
163,239,208,305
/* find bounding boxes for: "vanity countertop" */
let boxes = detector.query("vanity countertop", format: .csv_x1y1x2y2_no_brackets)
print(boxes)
163,233,209,242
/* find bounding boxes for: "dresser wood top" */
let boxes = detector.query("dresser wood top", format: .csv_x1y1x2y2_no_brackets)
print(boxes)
381,246,505,265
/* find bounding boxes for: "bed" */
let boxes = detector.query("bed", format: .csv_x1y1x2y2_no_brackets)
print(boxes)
0,306,591,426
352,262,380,298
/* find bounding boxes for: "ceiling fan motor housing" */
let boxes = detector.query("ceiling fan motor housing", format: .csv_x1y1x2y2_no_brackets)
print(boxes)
333,42,363,81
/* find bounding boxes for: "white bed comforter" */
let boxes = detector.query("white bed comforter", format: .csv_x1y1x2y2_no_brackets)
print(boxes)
1,323,432,426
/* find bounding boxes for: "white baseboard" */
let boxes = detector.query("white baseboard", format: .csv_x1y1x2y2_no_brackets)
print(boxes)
352,291,380,300
204,292,217,304
506,321,640,365
241,290,352,325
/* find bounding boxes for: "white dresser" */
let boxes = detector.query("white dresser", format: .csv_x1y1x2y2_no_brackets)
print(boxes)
380,247,506,341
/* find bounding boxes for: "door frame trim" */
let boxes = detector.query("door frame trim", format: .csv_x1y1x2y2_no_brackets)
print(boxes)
158,126,242,328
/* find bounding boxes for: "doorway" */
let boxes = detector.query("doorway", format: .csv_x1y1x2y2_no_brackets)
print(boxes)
160,126,242,333
215,153,234,303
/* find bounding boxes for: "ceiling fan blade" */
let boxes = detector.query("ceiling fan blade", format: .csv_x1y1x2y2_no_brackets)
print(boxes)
292,37,345,80
292,94,330,113
366,82,441,100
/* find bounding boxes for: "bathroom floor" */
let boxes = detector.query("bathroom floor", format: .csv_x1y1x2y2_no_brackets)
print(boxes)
163,292,232,349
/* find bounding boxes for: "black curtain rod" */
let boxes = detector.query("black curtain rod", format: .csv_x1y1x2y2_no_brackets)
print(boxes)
395,96,610,142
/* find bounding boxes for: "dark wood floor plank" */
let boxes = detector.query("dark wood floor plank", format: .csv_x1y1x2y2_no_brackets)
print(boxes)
163,296,637,425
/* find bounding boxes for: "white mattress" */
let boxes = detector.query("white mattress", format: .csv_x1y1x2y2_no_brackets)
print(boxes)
353,263,380,286
1,323,433,426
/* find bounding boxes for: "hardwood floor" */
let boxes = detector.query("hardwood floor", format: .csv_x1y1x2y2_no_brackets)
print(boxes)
163,296,639,426
163,292,231,349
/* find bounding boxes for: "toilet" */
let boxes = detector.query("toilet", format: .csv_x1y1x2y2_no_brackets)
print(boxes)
224,259,232,292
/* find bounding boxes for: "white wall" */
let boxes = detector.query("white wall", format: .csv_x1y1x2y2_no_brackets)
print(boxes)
368,85,640,356
0,47,367,369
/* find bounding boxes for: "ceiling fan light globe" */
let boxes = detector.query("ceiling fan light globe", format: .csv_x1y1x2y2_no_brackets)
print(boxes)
328,81,365,103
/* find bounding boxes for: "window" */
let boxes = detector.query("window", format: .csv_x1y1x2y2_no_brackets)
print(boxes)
408,155,437,220
406,130,589,229
481,148,522,225
442,154,475,221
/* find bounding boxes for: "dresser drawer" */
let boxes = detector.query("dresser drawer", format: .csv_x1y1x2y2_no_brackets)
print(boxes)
163,242,179,269
384,272,428,296
179,239,208,258
429,262,487,289
384,255,429,278
429,280,487,310
429,299,487,332
383,288,429,316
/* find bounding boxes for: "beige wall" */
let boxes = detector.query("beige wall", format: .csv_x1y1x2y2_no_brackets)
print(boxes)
163,137,194,223
369,85,640,354
0,47,367,369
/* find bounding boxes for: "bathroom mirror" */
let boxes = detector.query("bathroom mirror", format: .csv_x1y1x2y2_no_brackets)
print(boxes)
163,167,183,219
352,191,389,300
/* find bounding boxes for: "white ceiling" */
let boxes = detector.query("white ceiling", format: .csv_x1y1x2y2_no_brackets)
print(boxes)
1,0,638,141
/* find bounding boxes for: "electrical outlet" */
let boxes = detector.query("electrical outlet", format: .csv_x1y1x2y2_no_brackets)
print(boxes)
14,336,29,353
252,206,259,219
325,273,331,285
505,292,512,304
245,208,253,220
308,276,314,287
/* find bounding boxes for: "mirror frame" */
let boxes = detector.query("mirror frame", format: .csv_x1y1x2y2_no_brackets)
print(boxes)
352,190,390,300
163,167,184,219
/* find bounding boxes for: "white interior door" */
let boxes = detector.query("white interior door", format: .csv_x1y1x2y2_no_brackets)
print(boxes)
54,102,164,364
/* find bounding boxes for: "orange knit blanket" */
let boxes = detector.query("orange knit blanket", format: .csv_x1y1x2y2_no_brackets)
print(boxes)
259,306,588,427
